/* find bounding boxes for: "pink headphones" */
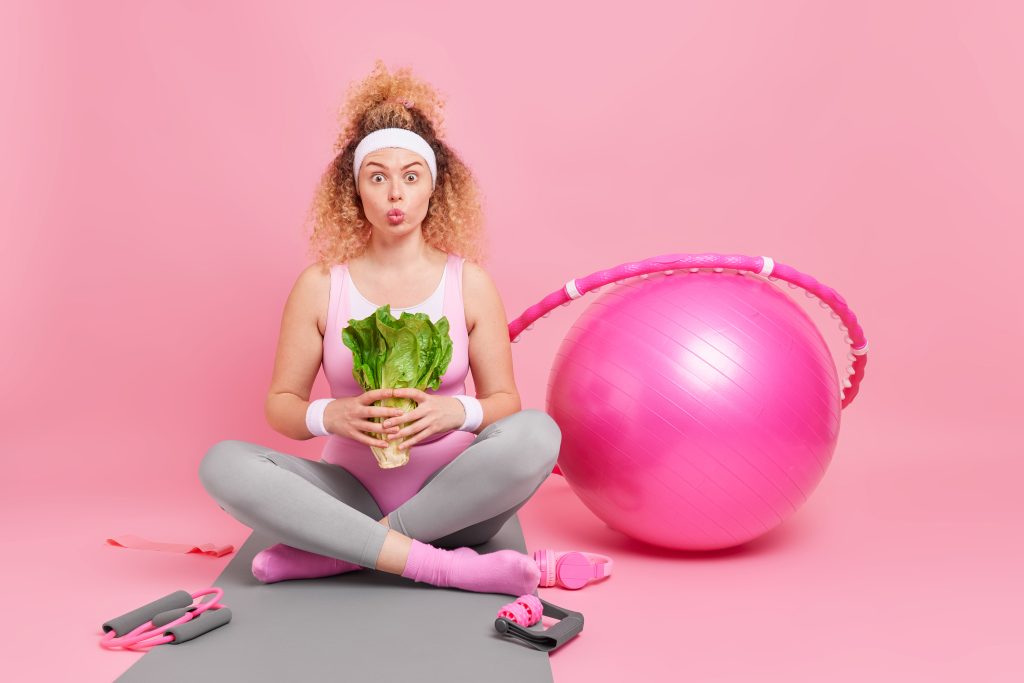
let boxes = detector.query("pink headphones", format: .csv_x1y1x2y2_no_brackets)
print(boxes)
533,549,613,590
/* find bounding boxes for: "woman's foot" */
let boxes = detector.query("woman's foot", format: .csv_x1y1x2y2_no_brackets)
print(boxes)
252,543,481,584
401,540,541,596
251,543,364,584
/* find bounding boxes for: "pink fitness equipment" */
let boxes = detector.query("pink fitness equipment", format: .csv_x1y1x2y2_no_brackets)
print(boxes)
533,549,613,590
497,594,544,626
100,587,231,651
494,595,584,652
506,253,869,551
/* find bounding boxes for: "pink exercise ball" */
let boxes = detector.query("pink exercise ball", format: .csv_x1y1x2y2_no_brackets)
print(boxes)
547,271,841,550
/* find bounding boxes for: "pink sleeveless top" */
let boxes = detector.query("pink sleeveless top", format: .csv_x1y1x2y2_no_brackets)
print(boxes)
321,252,476,516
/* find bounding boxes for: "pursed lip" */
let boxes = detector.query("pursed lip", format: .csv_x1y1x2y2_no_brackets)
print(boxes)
387,209,404,217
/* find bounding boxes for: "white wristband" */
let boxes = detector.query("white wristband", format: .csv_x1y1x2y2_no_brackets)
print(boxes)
452,394,483,432
305,398,335,437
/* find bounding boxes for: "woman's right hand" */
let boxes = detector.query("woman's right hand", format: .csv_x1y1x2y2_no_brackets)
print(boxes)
324,388,405,448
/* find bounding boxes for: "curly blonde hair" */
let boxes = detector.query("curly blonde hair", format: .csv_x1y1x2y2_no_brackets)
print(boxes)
303,59,489,267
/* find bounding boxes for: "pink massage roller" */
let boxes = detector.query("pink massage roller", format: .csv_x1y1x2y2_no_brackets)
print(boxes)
496,594,544,627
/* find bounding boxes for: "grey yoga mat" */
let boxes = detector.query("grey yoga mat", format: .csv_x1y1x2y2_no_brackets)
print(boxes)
115,514,554,682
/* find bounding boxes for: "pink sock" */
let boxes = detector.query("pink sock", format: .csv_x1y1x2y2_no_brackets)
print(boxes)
252,542,480,584
252,543,364,584
400,539,541,596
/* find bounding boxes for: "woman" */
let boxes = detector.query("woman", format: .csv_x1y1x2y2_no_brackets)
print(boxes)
198,60,561,597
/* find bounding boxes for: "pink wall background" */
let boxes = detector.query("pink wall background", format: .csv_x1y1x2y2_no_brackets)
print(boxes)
2,1,1021,680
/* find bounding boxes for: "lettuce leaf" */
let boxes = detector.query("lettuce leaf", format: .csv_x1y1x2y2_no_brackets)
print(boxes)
341,305,454,466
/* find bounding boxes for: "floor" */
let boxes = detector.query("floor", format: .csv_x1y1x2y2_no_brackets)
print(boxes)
3,415,1020,682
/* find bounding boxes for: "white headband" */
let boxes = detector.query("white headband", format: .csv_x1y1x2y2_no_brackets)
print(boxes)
353,127,437,192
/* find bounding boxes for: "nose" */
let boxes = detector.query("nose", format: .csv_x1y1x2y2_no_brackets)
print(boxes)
389,181,403,200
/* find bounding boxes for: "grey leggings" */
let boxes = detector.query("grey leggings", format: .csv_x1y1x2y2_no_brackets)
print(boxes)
198,408,562,569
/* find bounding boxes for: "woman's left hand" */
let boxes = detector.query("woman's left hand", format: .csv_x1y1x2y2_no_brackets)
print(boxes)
380,388,466,450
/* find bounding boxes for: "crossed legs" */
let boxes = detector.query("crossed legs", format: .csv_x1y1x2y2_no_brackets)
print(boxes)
198,409,562,580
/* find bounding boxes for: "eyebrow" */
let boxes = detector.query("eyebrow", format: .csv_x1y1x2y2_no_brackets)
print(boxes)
365,161,423,170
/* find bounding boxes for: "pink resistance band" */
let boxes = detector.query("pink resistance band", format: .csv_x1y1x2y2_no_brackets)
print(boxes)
106,534,235,558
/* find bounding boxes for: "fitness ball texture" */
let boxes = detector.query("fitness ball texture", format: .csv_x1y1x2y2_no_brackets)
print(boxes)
547,271,841,550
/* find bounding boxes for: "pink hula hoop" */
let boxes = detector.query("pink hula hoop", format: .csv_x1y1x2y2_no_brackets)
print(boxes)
506,252,868,409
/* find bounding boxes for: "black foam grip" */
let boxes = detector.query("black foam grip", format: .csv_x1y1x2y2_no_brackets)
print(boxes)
152,606,193,627
165,607,233,643
102,590,194,636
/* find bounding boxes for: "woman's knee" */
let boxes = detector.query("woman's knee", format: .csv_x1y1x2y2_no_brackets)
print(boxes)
503,409,562,479
198,439,256,500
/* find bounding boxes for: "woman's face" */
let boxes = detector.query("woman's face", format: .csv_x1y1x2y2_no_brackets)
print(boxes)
356,147,434,233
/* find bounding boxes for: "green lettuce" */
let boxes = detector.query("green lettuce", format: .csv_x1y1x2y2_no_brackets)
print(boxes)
342,305,454,465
